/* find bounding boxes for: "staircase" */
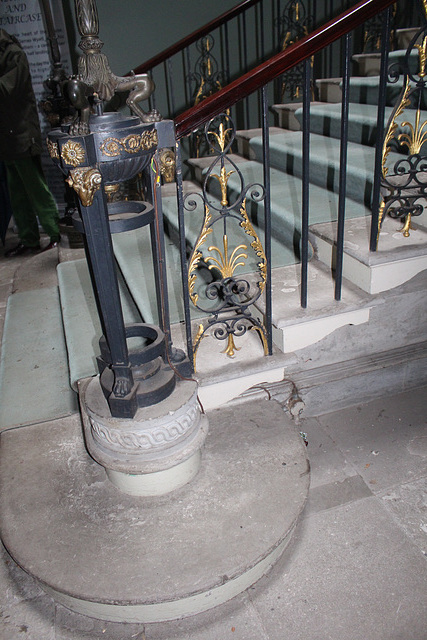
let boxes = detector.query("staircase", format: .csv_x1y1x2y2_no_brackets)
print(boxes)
2,13,427,429
2,1,427,626
168,26,427,406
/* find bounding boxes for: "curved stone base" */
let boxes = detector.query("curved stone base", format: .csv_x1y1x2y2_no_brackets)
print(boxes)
0,398,309,623
80,377,208,495
42,534,292,622
105,450,202,496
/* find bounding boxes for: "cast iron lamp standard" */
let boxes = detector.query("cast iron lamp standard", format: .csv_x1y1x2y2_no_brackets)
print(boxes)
47,0,207,495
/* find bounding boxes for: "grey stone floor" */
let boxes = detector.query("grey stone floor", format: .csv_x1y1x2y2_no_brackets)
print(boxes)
0,387,426,639
1,232,426,639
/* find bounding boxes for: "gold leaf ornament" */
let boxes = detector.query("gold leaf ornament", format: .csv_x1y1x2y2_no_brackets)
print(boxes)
47,138,59,160
100,131,158,157
188,205,213,305
239,199,267,292
61,140,86,167
66,167,102,207
206,235,248,278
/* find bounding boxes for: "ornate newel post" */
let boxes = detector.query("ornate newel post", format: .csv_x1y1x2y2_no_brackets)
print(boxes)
47,0,207,495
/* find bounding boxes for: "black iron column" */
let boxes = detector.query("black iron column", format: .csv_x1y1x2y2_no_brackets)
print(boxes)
46,0,183,418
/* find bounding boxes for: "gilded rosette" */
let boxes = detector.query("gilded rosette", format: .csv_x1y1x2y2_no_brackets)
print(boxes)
61,140,86,167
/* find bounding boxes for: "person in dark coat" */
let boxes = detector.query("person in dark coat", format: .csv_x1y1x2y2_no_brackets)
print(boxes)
0,29,60,257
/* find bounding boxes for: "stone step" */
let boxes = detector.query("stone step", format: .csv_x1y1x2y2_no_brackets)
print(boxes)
262,258,372,353
0,285,78,428
316,75,422,108
352,52,382,77
235,126,284,156
352,49,419,77
189,155,371,244
105,247,379,413
271,102,324,131
295,102,422,148
315,77,342,103
348,75,424,107
111,225,201,326
269,101,427,153
310,213,427,294
246,129,402,208
0,396,309,623
211,138,378,212
161,180,302,272
57,258,143,389
396,27,423,49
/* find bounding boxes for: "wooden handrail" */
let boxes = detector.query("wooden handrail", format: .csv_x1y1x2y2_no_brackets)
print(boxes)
175,0,397,139
132,0,261,75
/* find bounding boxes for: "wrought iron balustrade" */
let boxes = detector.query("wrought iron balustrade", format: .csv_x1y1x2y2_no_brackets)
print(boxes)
48,0,425,374
168,0,427,368
373,9,427,244
131,0,377,128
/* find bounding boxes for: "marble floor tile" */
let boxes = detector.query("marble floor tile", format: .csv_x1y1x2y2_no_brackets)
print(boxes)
248,496,427,640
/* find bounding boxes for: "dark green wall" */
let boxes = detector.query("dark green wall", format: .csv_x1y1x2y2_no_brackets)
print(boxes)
64,0,238,75
63,0,423,78
62,0,422,125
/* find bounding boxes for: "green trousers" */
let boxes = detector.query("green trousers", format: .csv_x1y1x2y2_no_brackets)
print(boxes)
5,155,60,247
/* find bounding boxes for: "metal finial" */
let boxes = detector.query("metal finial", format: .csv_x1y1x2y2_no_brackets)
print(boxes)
69,0,158,130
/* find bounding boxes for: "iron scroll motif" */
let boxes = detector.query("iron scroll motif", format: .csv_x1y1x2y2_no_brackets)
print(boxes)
188,35,226,107
278,1,314,101
362,4,396,53
185,114,269,370
186,35,227,157
378,13,427,243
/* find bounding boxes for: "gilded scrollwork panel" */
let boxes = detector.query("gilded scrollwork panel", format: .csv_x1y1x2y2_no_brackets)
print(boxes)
99,130,158,157
184,114,269,371
378,18,427,244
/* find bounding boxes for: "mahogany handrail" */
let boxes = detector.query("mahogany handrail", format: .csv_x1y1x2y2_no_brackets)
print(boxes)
132,0,261,76
175,0,396,139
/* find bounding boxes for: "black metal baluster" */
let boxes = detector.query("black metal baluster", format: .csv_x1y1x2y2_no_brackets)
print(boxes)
184,45,195,157
183,46,191,107
262,86,273,355
259,0,265,61
276,0,281,50
335,32,351,301
370,6,392,251
242,10,248,71
301,58,311,309
275,0,281,102
224,21,230,84
166,57,176,117
175,139,194,369
163,61,171,117
256,2,263,124
328,0,333,77
150,151,172,351
149,71,156,111
219,25,225,83
242,10,250,127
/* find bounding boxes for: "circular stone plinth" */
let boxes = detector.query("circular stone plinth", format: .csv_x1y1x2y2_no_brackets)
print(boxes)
80,378,208,495
0,397,309,623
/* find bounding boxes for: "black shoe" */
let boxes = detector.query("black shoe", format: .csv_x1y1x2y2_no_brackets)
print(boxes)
4,243,41,258
42,240,60,252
